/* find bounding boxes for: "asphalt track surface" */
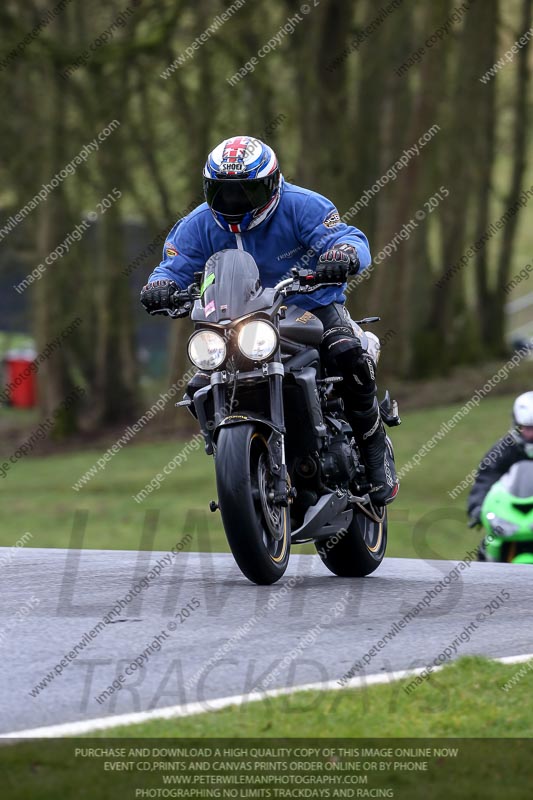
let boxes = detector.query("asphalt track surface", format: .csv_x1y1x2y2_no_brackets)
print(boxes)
2,548,533,735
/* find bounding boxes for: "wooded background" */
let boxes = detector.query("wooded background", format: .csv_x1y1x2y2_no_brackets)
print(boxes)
0,0,531,435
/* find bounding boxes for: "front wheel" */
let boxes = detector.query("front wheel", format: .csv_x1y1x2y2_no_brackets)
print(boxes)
215,424,290,585
315,504,387,577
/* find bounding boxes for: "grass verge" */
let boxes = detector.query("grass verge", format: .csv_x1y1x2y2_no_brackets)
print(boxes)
91,656,533,738
0,393,524,558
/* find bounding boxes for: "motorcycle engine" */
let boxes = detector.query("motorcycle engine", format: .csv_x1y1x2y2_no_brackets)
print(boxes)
320,435,358,487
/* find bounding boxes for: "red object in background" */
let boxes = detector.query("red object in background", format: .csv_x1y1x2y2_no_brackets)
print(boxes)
4,349,37,408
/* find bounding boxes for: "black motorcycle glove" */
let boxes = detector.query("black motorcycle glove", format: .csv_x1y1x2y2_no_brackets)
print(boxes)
468,507,482,528
140,279,179,315
315,244,360,283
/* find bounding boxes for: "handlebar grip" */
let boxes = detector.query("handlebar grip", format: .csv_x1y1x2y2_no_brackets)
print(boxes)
170,290,190,305
167,291,192,318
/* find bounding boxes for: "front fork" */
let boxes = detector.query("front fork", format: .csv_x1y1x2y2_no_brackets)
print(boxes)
208,362,290,506
267,367,289,506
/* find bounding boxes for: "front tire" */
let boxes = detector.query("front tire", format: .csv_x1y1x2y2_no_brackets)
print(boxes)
315,504,387,577
215,424,290,585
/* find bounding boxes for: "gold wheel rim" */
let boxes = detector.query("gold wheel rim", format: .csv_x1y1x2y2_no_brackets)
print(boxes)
367,521,383,553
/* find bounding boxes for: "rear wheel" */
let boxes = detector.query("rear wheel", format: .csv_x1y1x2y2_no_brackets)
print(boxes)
315,503,387,577
215,424,290,584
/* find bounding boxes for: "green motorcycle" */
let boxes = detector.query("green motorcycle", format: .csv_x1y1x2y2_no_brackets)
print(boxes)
480,461,533,563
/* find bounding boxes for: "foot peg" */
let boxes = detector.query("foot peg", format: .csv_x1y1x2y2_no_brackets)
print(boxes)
380,390,401,427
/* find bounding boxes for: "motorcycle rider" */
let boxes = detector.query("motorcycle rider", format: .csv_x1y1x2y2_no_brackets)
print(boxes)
468,391,533,530
140,136,399,504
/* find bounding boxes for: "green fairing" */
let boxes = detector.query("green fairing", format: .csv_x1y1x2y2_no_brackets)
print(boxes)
481,466,533,563
513,553,533,564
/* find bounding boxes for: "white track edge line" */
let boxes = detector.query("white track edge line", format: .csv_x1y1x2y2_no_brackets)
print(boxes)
2,652,533,741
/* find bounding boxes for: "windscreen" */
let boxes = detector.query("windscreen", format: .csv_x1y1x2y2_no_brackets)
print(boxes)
499,460,533,499
193,249,261,323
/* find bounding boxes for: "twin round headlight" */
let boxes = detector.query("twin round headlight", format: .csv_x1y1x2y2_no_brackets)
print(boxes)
237,320,278,362
188,321,278,370
188,330,226,370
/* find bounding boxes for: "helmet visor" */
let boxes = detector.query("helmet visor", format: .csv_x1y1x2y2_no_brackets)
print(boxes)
204,173,279,220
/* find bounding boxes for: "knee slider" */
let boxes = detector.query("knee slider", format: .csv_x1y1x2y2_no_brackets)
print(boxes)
337,348,377,397
323,326,362,358
326,336,362,373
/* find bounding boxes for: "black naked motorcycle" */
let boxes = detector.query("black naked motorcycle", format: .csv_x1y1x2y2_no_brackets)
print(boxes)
172,249,401,585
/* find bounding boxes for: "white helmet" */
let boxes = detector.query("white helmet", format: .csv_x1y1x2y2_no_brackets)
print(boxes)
513,392,533,428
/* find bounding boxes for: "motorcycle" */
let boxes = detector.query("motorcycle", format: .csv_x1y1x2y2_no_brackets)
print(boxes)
171,249,401,585
479,460,533,564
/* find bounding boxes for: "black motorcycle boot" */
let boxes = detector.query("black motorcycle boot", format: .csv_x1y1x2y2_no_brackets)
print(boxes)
349,397,399,505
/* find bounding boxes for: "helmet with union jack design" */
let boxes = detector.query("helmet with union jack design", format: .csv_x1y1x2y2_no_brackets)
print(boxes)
203,136,281,232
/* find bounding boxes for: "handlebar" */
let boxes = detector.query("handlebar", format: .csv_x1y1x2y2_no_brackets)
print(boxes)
166,288,196,318
275,267,344,296
273,277,294,293
165,267,344,317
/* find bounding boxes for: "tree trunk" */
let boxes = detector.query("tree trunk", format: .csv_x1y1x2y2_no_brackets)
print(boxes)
473,0,500,354
425,0,487,373
493,0,532,349
33,68,81,435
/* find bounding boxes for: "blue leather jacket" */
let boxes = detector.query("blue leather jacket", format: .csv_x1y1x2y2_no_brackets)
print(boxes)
148,178,371,310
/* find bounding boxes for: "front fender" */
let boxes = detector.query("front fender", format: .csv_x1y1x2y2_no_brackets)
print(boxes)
213,414,280,442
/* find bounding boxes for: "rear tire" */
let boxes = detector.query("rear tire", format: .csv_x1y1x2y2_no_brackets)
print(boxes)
315,505,387,577
215,424,290,585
